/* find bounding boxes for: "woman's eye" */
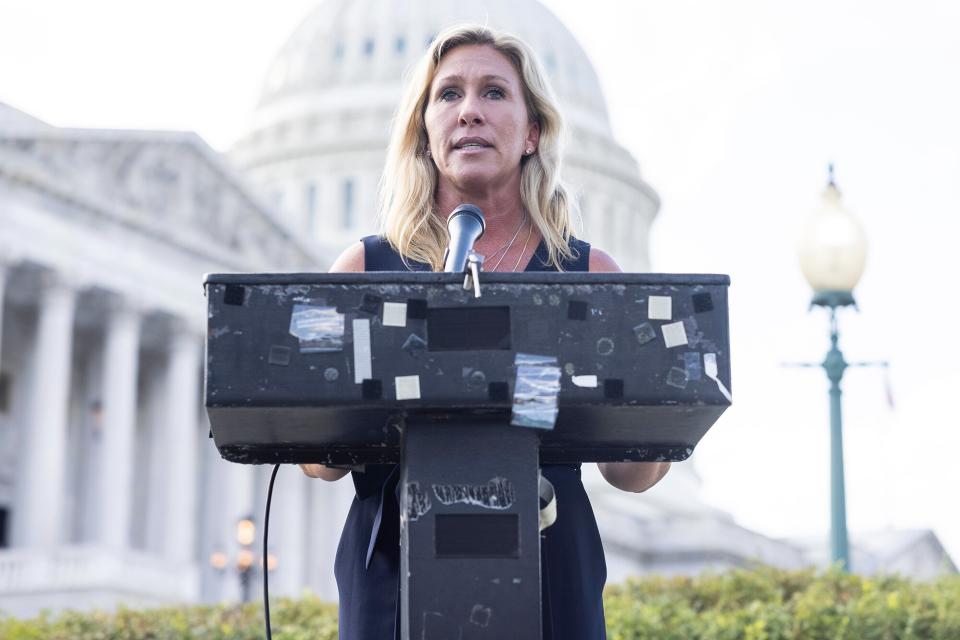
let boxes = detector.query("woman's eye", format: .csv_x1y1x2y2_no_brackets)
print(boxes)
439,89,460,101
486,87,505,99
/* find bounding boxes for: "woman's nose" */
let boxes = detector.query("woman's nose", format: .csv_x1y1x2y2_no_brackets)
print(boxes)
458,95,484,126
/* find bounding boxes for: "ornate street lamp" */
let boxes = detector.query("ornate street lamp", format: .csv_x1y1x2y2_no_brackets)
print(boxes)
209,515,278,602
794,165,869,571
798,165,868,309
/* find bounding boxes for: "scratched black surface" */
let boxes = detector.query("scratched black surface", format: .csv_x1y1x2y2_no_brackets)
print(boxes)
204,273,731,465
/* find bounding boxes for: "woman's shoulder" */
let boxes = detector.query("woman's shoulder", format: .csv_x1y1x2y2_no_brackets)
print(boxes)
328,240,365,273
585,243,621,273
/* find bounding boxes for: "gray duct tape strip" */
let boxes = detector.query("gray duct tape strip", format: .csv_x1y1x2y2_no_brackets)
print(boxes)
289,304,345,353
511,353,562,430
539,474,557,531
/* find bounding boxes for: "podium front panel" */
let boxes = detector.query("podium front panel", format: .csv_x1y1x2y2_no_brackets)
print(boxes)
204,272,731,464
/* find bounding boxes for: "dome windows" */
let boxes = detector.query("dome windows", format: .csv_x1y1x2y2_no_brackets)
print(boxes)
327,35,414,63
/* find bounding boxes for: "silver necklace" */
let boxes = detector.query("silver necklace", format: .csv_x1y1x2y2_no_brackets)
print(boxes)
510,220,534,272
485,215,527,272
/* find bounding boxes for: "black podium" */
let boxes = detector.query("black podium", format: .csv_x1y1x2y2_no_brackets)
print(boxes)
204,272,731,639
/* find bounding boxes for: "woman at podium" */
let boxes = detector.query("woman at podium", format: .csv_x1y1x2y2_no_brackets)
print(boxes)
300,23,671,640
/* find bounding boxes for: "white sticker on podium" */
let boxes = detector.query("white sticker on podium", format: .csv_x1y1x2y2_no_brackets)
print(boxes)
352,318,372,383
661,320,688,348
704,353,733,402
571,375,598,388
395,375,421,400
382,302,407,327
648,296,672,321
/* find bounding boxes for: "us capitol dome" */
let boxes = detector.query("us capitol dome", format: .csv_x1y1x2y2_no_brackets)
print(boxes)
231,0,660,270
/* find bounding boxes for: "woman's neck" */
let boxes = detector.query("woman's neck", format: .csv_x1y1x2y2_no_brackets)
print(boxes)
435,181,527,253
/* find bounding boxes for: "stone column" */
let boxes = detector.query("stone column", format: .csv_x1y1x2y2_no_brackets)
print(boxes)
162,318,201,566
0,261,8,369
98,296,142,549
17,274,76,548
0,250,22,369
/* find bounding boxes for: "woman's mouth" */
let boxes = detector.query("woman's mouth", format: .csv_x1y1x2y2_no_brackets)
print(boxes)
453,137,493,152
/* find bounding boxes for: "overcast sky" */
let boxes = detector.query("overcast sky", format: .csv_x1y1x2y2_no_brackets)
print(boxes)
2,0,959,567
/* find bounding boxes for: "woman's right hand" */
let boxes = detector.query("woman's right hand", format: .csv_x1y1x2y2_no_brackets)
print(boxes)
300,464,351,481
300,241,367,483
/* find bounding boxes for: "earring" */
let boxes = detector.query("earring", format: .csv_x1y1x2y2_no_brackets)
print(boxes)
525,148,534,155
425,148,432,158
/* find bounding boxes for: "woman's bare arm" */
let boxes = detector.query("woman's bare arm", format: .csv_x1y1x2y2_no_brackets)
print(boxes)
298,241,366,482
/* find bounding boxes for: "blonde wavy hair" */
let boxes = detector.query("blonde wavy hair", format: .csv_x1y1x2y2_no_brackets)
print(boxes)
378,23,577,271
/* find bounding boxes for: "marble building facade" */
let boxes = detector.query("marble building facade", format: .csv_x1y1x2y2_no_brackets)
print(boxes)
0,111,339,615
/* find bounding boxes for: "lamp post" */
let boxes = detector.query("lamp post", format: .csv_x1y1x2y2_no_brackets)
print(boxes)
795,165,867,572
209,515,278,602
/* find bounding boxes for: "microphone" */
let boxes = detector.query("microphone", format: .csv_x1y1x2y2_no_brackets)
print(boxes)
443,204,486,272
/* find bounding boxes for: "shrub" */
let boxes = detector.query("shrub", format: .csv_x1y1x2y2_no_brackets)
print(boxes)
2,567,958,639
604,566,960,640
0,597,338,640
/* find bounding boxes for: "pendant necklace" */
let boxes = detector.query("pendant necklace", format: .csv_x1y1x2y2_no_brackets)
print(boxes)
485,214,527,272
509,220,534,272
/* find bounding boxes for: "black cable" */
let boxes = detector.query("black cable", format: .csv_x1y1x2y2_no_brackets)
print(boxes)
263,463,281,640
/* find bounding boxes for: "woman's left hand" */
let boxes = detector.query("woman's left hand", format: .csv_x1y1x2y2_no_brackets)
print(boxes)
589,247,672,493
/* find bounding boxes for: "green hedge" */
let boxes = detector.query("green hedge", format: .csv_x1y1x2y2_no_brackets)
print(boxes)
604,566,960,639
2,566,958,639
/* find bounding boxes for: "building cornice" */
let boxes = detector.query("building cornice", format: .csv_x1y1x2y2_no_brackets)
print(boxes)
0,129,321,272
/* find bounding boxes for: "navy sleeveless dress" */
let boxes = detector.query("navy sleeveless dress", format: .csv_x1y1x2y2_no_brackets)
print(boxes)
334,235,607,640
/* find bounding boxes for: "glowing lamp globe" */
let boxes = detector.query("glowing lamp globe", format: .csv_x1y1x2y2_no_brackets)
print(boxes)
797,177,867,296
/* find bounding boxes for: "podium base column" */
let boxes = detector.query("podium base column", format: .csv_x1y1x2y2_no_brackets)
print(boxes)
400,417,541,640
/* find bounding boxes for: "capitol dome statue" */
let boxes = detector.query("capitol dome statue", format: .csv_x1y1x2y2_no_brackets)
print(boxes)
231,0,660,271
